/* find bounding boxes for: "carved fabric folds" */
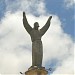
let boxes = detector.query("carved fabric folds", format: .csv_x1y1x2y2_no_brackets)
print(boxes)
32,40,43,67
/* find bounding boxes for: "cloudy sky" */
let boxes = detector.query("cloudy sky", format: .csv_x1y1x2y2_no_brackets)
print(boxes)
0,0,74,75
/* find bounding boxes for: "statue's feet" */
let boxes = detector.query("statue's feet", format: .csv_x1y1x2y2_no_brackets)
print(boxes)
28,66,45,70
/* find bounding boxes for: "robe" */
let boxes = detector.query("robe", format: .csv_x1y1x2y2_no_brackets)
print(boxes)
30,29,43,67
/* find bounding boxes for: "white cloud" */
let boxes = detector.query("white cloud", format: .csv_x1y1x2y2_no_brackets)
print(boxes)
0,12,32,74
0,0,74,75
5,0,46,15
64,0,75,8
51,55,74,74
0,11,74,75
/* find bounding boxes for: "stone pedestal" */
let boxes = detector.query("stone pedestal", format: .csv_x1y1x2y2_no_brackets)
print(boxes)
25,67,48,75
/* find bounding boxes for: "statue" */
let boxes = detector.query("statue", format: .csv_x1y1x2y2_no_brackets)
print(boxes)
23,12,52,68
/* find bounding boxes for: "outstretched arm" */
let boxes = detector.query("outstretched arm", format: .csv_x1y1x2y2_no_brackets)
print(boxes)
23,12,32,34
40,16,52,36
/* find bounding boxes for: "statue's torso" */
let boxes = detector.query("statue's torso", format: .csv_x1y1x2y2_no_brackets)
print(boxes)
30,29,41,42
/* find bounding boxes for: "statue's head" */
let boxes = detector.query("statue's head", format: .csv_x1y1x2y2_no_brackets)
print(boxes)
34,22,39,30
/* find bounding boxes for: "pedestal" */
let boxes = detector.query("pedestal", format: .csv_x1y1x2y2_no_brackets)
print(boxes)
25,67,48,75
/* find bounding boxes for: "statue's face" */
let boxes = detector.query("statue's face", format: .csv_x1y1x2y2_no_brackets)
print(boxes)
34,22,39,30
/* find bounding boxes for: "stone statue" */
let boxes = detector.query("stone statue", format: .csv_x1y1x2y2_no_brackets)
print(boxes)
23,12,52,68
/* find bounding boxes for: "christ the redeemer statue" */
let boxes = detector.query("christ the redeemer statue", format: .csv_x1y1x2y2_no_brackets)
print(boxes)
23,12,52,68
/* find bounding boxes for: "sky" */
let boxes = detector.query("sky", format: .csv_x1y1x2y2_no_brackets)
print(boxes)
0,0,75,75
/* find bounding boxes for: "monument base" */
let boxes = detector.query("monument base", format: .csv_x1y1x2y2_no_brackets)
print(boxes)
25,66,48,75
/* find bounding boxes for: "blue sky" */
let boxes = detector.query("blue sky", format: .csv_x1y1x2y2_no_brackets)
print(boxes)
45,0,74,40
0,0,6,19
46,0,74,38
0,0,74,75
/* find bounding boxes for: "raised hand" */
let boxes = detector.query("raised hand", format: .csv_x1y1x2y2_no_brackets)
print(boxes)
23,12,25,17
49,16,52,20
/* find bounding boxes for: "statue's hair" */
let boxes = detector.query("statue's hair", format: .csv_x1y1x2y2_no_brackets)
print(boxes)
34,22,39,27
34,22,38,25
